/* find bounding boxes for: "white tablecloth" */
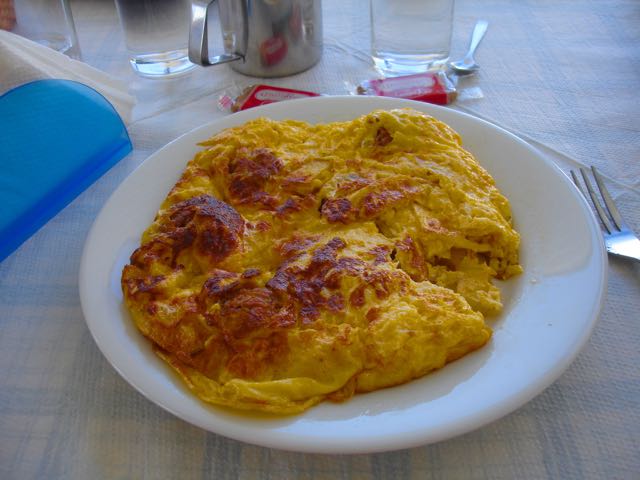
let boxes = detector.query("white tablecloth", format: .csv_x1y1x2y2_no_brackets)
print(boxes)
2,0,639,478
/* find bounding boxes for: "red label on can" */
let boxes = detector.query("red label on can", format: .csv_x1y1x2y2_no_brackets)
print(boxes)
260,35,288,66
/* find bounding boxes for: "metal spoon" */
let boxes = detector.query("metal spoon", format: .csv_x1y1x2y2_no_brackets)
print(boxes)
449,20,489,76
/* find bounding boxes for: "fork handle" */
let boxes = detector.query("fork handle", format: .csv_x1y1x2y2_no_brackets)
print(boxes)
608,245,640,263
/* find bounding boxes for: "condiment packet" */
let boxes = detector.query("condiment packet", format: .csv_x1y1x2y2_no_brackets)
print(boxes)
217,72,478,113
219,84,320,112
356,71,458,105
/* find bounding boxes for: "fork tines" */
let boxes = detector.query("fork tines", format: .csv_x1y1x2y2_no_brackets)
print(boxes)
570,166,626,234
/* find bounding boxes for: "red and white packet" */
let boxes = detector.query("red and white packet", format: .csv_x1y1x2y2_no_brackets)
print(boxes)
220,84,320,112
356,71,457,105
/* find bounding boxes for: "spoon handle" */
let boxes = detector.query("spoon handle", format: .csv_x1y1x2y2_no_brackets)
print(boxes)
465,20,489,60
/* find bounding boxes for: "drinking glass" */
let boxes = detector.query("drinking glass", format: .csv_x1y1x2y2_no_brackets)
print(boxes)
370,0,454,76
10,0,81,58
114,0,196,78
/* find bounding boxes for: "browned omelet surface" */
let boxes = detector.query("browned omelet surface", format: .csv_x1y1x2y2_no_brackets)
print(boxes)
121,108,522,414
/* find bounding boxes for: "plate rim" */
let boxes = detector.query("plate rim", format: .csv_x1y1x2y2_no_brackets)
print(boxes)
79,95,607,454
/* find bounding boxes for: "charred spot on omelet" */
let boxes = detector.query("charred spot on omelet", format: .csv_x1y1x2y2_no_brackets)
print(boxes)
122,108,521,414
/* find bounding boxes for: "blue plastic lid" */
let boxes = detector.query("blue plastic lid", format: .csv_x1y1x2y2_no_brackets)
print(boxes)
0,79,132,262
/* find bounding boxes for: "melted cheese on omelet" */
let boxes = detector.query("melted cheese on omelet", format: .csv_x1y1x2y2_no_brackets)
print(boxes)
121,108,521,414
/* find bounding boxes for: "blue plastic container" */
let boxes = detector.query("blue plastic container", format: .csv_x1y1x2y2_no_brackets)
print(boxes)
0,79,132,262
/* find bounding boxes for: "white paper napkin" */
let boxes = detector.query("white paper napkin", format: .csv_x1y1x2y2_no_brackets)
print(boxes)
0,29,135,123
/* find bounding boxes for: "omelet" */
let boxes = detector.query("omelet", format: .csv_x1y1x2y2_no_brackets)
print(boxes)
121,108,522,414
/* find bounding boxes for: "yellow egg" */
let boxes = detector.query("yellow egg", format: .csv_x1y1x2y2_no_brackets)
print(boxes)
121,108,521,414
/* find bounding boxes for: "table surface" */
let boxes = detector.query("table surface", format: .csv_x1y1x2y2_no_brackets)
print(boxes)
2,0,639,478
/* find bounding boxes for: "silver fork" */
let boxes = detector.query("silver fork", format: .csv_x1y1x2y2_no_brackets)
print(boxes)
570,166,640,262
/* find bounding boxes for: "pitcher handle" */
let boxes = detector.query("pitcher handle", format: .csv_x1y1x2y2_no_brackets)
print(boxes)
188,0,244,66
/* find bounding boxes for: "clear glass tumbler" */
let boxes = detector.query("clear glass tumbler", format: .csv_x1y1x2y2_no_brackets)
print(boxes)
114,0,196,78
370,0,454,76
10,0,81,59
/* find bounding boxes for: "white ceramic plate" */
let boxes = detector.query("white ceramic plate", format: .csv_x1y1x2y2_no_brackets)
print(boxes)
79,96,606,454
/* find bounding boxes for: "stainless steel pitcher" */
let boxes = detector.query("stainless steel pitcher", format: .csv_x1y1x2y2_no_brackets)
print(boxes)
189,0,322,77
